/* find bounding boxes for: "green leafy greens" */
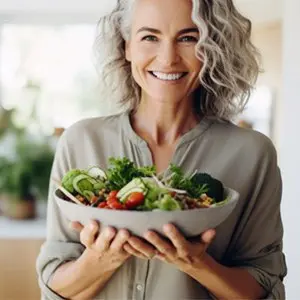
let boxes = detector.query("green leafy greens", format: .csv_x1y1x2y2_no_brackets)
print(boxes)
105,157,156,191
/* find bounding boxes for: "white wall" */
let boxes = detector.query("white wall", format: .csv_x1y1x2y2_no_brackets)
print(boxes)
251,23,282,147
0,0,282,25
0,0,116,24
0,0,115,14
280,0,300,298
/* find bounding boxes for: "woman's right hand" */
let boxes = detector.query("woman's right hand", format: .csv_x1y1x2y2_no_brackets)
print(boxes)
70,220,133,270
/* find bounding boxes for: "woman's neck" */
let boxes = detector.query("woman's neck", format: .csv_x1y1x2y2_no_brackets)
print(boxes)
130,95,200,146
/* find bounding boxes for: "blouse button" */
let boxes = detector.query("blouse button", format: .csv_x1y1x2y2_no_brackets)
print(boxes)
136,284,143,291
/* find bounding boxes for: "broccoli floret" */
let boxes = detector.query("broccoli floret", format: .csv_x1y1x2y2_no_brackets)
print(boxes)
61,169,83,193
191,173,224,202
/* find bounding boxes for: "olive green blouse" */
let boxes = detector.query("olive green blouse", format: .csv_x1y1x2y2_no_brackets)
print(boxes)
36,111,287,299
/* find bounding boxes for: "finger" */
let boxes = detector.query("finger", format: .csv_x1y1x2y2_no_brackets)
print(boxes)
70,221,84,232
123,243,148,259
163,224,190,258
80,221,100,247
201,229,216,245
110,229,131,251
144,231,176,258
128,237,157,259
94,226,116,252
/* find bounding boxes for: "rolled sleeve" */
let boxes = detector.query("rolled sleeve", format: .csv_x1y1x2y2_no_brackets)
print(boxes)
224,140,287,299
36,241,85,300
244,266,285,299
237,249,287,299
36,130,85,300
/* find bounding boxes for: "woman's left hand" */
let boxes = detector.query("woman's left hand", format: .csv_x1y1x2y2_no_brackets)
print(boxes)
126,224,216,271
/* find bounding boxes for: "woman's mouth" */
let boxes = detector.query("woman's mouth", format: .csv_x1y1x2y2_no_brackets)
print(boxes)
148,71,188,81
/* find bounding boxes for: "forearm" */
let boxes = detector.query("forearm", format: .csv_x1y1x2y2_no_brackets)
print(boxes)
71,272,115,300
48,250,119,299
184,253,266,299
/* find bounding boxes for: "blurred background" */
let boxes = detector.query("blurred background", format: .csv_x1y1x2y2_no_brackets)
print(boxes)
0,0,298,299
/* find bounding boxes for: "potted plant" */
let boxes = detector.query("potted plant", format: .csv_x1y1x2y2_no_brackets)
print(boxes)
0,138,54,219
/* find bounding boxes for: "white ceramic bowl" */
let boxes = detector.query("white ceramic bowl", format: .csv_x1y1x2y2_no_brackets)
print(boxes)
54,187,239,237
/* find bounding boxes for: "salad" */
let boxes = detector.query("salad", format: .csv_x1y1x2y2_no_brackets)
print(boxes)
60,157,226,211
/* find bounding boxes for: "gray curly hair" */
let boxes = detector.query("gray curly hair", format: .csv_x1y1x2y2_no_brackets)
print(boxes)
94,0,261,121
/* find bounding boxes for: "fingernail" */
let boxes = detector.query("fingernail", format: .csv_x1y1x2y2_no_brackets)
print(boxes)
163,224,172,233
105,229,114,237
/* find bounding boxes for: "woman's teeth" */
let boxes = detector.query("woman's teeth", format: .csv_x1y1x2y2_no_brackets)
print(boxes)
151,71,186,81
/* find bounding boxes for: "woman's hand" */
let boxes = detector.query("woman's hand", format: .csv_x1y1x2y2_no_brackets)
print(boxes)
71,220,136,270
127,224,216,271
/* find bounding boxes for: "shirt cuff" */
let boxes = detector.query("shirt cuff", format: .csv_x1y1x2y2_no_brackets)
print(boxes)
242,266,285,299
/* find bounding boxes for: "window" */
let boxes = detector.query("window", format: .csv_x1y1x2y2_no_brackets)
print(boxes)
0,24,118,136
235,86,275,138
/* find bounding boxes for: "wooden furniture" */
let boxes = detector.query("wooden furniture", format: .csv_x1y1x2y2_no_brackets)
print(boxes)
0,213,47,300
0,239,44,300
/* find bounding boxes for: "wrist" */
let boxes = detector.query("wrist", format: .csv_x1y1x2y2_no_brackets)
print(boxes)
183,252,220,282
180,252,212,273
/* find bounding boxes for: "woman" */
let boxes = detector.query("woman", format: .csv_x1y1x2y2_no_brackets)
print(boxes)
36,0,287,299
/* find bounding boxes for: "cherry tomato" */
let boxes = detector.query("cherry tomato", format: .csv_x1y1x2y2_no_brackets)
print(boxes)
107,196,118,205
108,190,118,198
109,201,125,210
98,201,107,208
125,192,145,209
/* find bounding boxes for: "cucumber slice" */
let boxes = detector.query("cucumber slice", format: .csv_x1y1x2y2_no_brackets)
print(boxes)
119,187,146,203
93,182,106,190
82,190,95,202
87,166,107,179
117,178,146,199
73,174,94,195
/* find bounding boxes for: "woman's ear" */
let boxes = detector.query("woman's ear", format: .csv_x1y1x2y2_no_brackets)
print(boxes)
125,41,131,62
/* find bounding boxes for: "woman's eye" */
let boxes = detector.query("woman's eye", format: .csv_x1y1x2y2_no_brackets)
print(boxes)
142,35,158,42
179,36,198,43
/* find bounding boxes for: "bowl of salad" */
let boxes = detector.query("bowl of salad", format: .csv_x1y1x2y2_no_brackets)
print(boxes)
54,157,239,237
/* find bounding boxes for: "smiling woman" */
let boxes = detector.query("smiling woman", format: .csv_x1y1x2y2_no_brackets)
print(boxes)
95,0,260,120
36,0,286,299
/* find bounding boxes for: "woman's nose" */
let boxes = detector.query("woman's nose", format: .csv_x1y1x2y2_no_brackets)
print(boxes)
156,42,180,66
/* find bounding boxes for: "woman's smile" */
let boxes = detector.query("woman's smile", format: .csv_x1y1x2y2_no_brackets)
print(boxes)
148,71,189,83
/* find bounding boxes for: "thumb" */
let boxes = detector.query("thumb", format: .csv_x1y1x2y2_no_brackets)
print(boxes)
70,221,84,232
201,229,216,245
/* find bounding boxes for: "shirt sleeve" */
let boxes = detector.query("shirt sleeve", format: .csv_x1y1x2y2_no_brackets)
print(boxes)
36,130,85,300
223,138,287,299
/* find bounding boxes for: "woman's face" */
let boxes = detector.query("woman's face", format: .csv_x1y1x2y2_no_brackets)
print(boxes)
125,0,202,104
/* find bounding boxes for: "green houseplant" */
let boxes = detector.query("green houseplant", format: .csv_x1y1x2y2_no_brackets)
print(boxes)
0,82,55,219
0,137,54,219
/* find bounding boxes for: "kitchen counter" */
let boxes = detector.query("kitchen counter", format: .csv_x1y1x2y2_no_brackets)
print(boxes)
0,202,47,239
0,216,46,239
